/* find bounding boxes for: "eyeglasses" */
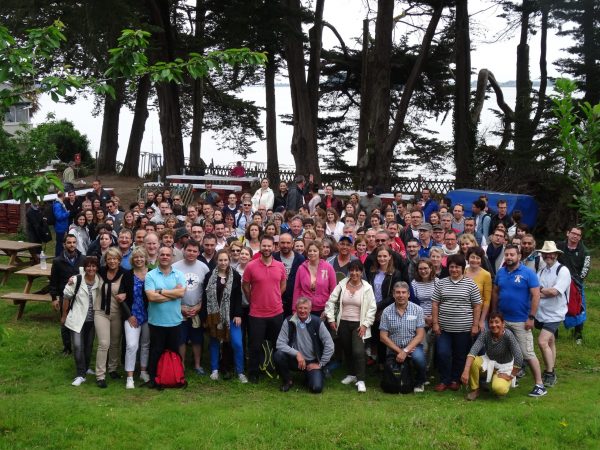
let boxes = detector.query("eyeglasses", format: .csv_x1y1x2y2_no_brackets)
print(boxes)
375,239,387,243
243,203,252,207
230,249,241,253
173,198,181,201
146,210,154,214
569,231,582,237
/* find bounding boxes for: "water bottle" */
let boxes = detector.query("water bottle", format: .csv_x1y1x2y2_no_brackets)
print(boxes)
40,251,47,270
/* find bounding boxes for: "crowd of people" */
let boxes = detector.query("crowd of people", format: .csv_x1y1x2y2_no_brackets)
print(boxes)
36,176,589,399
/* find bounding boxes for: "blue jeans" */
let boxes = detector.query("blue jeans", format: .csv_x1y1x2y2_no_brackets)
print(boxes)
408,344,427,386
210,320,244,374
273,350,324,393
436,331,471,385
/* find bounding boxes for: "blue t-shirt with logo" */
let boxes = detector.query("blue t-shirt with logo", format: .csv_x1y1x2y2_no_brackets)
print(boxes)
494,263,540,322
145,266,186,327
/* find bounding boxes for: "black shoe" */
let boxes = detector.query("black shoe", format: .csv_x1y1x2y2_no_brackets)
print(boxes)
248,374,259,384
222,371,232,381
280,382,293,392
148,381,163,391
109,371,121,380
96,379,107,389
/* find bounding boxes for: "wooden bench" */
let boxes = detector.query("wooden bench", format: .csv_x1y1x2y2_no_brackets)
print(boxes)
1,292,53,319
0,263,18,285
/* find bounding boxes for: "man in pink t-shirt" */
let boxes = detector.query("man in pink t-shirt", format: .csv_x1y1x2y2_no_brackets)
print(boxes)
243,236,287,383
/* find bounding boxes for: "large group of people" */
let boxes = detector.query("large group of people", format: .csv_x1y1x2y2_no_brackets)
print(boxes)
43,177,589,400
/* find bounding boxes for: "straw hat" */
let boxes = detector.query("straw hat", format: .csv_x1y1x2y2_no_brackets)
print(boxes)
538,241,563,254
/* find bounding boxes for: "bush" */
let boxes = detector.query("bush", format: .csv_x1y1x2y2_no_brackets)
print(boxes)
22,118,92,164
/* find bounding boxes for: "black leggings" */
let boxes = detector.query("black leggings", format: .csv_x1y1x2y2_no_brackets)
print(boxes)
247,314,283,377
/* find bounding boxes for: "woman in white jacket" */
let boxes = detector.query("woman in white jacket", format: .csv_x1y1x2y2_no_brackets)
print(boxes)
69,212,91,254
325,259,376,393
251,178,274,211
61,256,102,387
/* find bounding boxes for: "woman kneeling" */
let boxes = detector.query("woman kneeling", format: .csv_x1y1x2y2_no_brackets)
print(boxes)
461,312,523,400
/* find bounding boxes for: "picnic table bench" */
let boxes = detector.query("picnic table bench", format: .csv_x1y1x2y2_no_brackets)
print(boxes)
1,262,52,319
0,240,42,285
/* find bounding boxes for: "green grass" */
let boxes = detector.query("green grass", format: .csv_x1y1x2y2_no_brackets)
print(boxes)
1,243,599,449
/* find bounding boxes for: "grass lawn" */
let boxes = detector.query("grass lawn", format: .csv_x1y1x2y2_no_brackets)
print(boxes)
0,241,599,449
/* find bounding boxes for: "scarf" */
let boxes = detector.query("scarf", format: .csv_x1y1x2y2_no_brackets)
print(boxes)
486,244,503,266
99,267,125,315
442,245,459,256
205,268,233,342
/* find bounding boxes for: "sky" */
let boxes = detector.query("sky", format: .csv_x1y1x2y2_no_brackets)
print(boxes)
32,0,572,175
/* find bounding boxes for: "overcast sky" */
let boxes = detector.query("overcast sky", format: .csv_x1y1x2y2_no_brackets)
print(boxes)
34,0,572,173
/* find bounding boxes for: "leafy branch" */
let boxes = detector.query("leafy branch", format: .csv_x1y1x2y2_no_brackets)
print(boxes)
551,78,600,238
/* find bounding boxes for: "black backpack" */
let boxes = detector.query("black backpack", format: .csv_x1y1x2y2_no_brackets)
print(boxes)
381,360,413,394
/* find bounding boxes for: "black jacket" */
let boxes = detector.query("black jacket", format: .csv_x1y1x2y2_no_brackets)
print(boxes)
366,269,404,311
26,206,51,244
274,251,306,316
118,269,148,319
49,250,86,301
364,250,409,285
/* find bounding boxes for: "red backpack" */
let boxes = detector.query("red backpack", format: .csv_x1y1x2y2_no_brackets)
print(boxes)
155,350,187,388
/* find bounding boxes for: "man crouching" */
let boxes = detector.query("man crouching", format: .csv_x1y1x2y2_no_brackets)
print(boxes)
274,297,334,393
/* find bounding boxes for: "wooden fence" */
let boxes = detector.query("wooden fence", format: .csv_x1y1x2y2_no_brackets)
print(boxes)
204,165,454,195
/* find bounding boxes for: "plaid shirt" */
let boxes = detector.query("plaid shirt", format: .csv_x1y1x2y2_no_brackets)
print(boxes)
379,301,425,349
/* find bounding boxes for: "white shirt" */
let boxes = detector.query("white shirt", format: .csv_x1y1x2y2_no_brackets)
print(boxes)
536,262,571,322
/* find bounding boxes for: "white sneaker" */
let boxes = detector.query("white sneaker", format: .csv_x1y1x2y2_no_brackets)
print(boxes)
414,384,425,393
341,375,357,385
86,369,95,376
126,377,135,389
72,376,86,386
210,370,219,381
238,373,248,384
356,381,366,393
139,371,150,384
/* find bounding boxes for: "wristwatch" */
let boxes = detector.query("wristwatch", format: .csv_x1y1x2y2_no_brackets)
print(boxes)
157,288,163,295
528,314,535,320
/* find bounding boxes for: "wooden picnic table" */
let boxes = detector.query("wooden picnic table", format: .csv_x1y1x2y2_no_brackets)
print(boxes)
166,174,259,184
1,262,53,319
0,240,42,285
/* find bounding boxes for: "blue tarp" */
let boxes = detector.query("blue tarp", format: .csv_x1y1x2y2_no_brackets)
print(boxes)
445,189,538,228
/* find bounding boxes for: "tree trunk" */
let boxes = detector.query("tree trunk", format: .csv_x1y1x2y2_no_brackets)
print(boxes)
265,55,279,186
147,0,185,176
513,0,533,158
283,0,321,182
358,0,394,190
97,79,124,174
121,75,151,177
582,0,600,105
356,18,371,171
189,0,206,172
381,2,444,189
453,0,475,188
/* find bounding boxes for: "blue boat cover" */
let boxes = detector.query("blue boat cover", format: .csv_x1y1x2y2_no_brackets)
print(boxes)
445,188,538,228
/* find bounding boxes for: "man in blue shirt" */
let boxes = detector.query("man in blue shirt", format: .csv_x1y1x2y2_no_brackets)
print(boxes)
420,187,438,222
492,244,545,397
145,246,186,387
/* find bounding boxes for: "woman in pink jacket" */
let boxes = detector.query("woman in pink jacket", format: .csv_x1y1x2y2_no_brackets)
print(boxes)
293,241,337,316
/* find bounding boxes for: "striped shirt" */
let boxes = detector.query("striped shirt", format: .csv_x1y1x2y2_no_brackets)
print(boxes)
411,279,437,316
468,328,523,368
379,301,425,350
432,277,481,333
